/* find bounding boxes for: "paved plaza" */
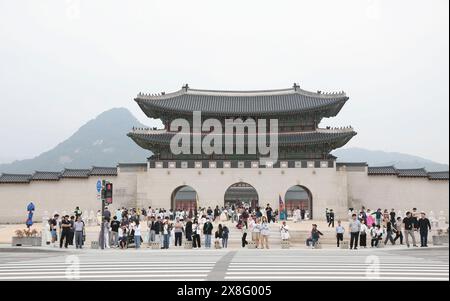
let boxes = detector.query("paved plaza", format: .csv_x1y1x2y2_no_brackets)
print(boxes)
0,245,447,281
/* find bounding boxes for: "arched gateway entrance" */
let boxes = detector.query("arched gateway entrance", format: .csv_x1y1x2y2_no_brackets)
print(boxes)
284,185,313,219
171,185,198,211
224,182,259,209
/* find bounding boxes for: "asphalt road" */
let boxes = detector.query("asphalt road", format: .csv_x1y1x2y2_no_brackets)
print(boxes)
0,247,447,281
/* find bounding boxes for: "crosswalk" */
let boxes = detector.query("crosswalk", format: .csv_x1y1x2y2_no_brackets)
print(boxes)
0,259,216,280
225,254,449,281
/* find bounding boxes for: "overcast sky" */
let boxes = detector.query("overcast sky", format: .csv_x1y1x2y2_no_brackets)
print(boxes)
0,0,448,164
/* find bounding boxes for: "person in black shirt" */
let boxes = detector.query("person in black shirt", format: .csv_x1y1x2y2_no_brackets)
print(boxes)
418,212,431,247
110,216,121,247
403,212,417,248
185,217,193,241
266,204,273,224
384,220,395,245
328,209,335,227
60,215,71,248
69,216,75,246
389,209,396,224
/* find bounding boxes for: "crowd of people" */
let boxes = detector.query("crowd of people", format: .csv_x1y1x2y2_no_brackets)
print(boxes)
44,204,438,251
334,207,433,250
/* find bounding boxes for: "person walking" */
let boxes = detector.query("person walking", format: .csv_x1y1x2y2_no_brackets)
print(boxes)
74,207,82,219
394,216,404,245
110,216,121,247
240,219,249,248
384,219,395,246
74,216,85,249
349,214,361,250
403,211,418,248
265,204,273,224
371,208,383,226
360,219,368,248
260,216,270,249
418,212,431,247
192,219,201,249
328,209,335,227
336,220,345,247
252,217,261,248
60,215,71,248
203,217,213,248
154,216,163,248
222,225,229,248
326,208,330,224
68,216,75,246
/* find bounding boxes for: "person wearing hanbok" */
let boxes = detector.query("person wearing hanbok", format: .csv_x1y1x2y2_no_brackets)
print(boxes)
366,209,375,227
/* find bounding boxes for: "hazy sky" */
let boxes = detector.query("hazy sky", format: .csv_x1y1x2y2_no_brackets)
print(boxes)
0,0,448,164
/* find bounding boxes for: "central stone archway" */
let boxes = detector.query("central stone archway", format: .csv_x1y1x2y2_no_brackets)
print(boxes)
224,182,259,209
171,185,198,211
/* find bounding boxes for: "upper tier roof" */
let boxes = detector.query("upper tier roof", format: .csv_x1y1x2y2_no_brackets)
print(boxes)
135,84,348,118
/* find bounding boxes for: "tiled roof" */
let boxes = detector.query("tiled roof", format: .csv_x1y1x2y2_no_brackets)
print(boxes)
128,129,357,149
136,85,348,118
32,171,61,181
90,167,117,176
397,168,428,178
60,169,91,178
336,162,368,167
367,166,398,175
428,171,449,180
0,174,32,183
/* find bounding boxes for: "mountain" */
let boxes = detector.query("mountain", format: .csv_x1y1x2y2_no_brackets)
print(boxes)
0,108,151,174
0,109,447,173
333,147,448,171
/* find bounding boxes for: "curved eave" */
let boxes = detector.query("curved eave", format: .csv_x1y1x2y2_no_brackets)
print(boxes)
127,131,357,150
135,93,348,119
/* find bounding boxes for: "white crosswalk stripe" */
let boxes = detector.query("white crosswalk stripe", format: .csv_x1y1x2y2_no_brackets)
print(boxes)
0,259,215,280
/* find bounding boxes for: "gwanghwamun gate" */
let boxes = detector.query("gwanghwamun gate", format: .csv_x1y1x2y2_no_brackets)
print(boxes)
0,84,448,223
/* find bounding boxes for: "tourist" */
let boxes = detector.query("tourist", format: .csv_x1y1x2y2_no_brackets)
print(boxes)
174,217,184,246
328,209,335,227
222,224,229,248
240,219,249,248
110,216,120,247
185,217,193,242
115,208,122,222
418,212,431,247
300,207,306,220
49,214,59,246
359,206,367,225
326,208,330,224
371,208,383,226
403,211,418,248
384,218,395,246
214,206,221,222
360,219,368,248
154,216,163,247
104,207,111,222
336,220,345,247
215,224,223,247
370,224,382,247
162,218,171,249
280,220,290,241
252,217,261,248
203,217,213,248
68,215,75,246
96,210,102,225
265,204,273,224
390,208,396,224
207,207,213,220
306,224,323,248
293,207,301,223
133,220,142,249
366,209,375,227
119,226,128,249
260,216,270,249
74,216,84,249
74,206,82,218
60,215,71,248
147,216,156,243
192,219,201,248
394,216,404,245
349,214,361,250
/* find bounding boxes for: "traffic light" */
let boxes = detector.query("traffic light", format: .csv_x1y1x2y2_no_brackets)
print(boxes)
105,182,113,204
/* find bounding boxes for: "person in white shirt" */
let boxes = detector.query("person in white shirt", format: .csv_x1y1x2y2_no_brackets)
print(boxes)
359,219,368,248
133,221,142,249
252,217,261,247
280,221,289,240
260,216,270,249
